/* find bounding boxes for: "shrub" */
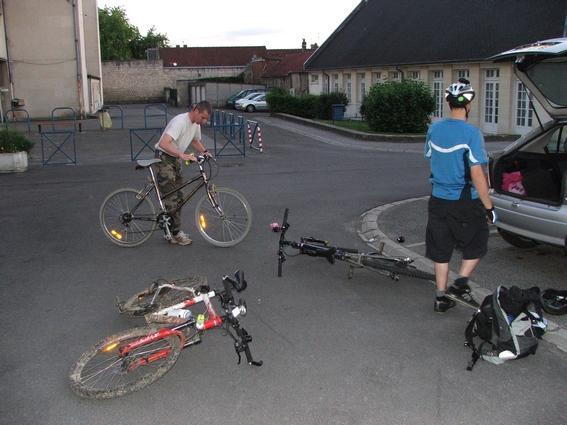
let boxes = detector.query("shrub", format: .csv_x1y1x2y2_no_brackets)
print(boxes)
318,92,349,120
0,127,34,154
265,87,349,120
361,80,436,133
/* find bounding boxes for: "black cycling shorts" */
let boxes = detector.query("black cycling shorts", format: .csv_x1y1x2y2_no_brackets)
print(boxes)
425,196,489,263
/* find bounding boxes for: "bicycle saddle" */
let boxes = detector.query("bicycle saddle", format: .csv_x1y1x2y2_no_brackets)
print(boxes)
136,158,162,168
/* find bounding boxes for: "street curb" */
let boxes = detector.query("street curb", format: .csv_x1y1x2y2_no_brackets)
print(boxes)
357,197,567,354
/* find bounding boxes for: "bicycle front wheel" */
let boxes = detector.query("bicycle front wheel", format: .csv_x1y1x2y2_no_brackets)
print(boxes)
195,187,252,247
100,188,157,247
361,258,436,281
69,326,182,399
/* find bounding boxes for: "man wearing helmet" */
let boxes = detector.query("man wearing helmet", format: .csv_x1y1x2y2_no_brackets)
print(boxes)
424,78,498,313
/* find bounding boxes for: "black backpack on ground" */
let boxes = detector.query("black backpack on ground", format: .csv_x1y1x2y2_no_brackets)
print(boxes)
464,285,547,371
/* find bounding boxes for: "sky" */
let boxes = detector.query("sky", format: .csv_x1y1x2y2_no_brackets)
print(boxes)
100,0,362,49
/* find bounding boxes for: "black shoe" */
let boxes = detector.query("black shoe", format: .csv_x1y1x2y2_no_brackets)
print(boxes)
445,277,479,309
434,296,456,313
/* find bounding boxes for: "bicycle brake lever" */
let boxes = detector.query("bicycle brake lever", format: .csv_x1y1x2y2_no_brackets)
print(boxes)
234,341,243,365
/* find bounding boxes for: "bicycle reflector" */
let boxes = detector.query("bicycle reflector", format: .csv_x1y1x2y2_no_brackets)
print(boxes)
102,341,120,353
111,230,123,240
199,214,206,229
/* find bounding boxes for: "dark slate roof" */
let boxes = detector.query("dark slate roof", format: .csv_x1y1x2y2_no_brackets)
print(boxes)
159,46,269,67
263,50,316,77
305,0,567,70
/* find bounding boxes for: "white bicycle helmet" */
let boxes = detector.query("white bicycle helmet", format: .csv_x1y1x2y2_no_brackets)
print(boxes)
445,78,475,107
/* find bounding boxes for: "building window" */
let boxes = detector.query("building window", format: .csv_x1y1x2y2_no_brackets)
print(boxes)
456,69,470,79
344,73,352,101
516,81,533,128
372,72,382,85
390,71,400,81
484,69,500,125
358,73,366,100
311,74,319,84
431,70,444,119
409,71,420,80
485,69,500,78
333,74,339,92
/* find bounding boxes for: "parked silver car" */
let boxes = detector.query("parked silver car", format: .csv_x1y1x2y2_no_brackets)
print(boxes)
235,93,268,113
226,88,267,108
488,38,567,253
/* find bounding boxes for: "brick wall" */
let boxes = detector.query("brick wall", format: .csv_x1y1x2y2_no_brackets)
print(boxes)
102,60,246,106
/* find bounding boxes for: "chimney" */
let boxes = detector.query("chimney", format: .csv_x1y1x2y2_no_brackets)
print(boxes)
301,38,306,52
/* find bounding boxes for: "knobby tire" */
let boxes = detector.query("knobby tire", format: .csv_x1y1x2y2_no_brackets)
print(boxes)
120,275,207,324
69,326,182,399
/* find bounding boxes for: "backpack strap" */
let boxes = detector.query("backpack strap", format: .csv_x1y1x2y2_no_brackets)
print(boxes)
464,305,484,371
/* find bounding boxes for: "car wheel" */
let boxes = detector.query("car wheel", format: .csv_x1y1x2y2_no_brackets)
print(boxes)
498,228,539,249
246,105,255,113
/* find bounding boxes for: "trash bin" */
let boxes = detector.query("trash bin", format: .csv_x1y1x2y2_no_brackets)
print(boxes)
98,107,112,130
332,104,345,122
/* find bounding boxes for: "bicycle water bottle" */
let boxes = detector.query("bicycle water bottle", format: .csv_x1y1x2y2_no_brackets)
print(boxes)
166,309,192,319
196,314,205,329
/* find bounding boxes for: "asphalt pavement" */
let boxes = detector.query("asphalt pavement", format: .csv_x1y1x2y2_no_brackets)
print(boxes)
3,105,567,424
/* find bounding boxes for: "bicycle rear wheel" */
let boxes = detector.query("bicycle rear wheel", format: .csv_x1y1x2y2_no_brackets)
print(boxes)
69,326,182,399
100,188,157,247
361,257,435,281
195,187,252,247
120,275,207,323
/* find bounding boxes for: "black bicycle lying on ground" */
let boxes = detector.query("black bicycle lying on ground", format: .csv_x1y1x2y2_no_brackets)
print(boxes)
273,208,436,281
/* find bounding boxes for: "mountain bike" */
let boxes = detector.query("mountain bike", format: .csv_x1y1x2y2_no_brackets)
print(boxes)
69,271,262,400
273,208,436,281
99,155,252,247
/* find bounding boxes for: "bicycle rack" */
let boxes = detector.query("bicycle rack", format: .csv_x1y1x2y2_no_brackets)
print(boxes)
40,130,76,165
144,104,168,128
212,110,246,157
51,107,78,131
4,108,31,131
129,127,162,161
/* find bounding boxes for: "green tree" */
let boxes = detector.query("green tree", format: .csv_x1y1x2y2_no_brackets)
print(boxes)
99,6,168,60
130,27,169,60
361,79,436,133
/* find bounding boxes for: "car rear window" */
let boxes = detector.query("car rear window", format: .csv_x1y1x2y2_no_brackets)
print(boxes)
527,59,567,107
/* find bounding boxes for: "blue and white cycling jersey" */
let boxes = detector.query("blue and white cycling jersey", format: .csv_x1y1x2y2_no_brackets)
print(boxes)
424,118,488,200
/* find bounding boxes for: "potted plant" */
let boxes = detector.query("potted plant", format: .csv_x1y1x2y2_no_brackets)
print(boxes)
0,127,35,173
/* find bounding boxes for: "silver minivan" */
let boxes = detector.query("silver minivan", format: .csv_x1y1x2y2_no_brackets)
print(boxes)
488,38,567,253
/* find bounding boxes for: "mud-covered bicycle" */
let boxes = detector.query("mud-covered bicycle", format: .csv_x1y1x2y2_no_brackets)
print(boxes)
69,271,262,399
274,208,435,281
99,155,252,247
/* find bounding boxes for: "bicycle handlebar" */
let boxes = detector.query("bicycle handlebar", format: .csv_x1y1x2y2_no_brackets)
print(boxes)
276,208,363,277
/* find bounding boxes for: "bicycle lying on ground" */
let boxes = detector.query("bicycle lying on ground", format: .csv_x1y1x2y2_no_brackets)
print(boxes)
69,270,262,399
100,155,252,247
273,208,436,281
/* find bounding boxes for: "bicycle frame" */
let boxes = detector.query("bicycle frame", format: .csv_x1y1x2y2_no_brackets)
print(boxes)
132,156,219,239
121,273,262,366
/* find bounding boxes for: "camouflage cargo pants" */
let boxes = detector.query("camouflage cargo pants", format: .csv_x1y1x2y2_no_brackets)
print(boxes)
154,151,184,232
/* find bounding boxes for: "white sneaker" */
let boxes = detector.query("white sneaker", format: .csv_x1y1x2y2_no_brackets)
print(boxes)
170,231,192,245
